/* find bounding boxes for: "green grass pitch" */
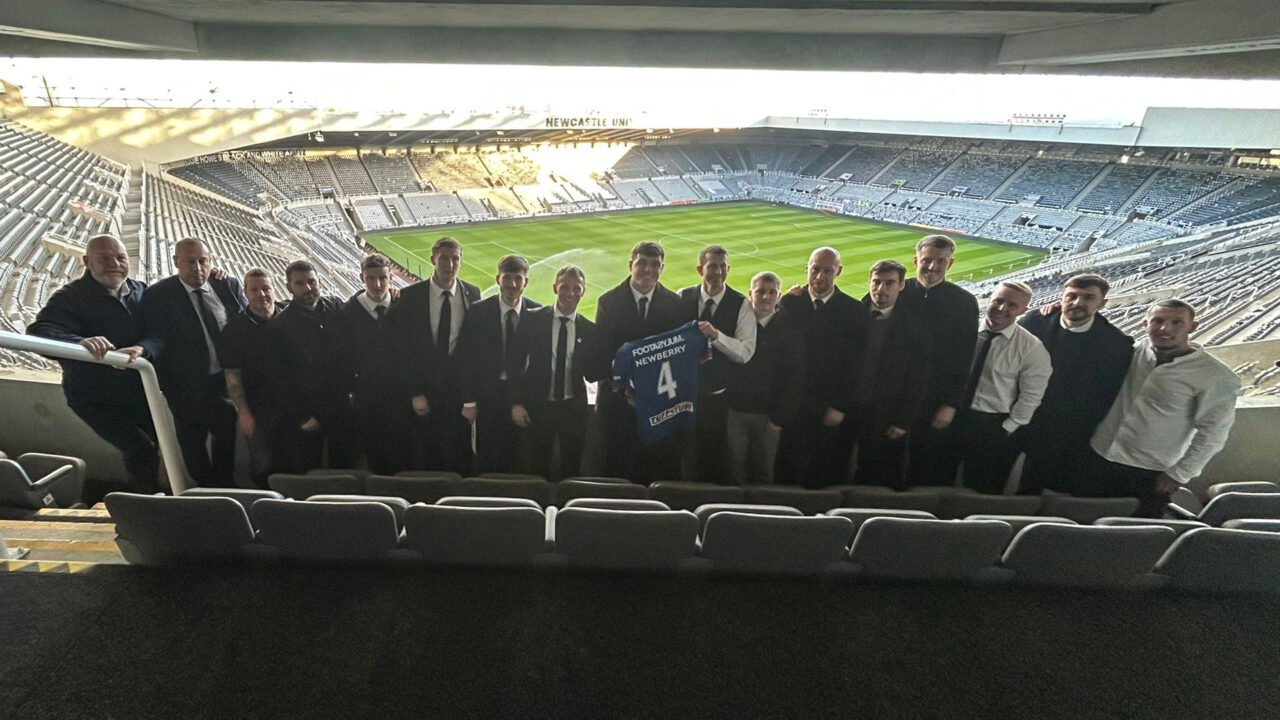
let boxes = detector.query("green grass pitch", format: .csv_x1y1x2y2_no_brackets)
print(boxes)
364,202,1047,317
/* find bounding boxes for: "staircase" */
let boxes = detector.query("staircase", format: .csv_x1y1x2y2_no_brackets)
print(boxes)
120,167,144,267
1066,163,1115,210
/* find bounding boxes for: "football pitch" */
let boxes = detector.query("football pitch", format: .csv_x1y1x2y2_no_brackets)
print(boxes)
364,202,1046,317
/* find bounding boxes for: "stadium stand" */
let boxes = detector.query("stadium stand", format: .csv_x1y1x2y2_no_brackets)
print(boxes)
882,149,961,190
411,151,492,191
328,154,378,196
931,150,1027,199
824,145,901,184
1075,163,1155,213
360,152,421,194
1126,169,1235,218
994,158,1104,208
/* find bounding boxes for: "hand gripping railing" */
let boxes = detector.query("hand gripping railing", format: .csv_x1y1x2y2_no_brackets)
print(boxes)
0,330,192,495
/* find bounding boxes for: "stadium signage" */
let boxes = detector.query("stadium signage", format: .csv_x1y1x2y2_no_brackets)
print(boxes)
545,117,632,128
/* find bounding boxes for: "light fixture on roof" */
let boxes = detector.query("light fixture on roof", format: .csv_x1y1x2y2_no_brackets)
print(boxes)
313,131,325,143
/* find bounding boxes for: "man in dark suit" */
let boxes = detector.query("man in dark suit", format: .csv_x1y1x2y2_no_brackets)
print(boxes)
28,234,159,494
896,234,979,487
387,237,482,475
511,265,601,481
458,254,541,473
594,241,685,483
340,255,407,475
851,260,933,489
776,246,868,487
270,260,357,472
1017,273,1133,495
678,245,756,484
219,267,287,487
140,238,246,487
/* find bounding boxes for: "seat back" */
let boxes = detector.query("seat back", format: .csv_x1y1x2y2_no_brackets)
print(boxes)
478,472,546,480
455,477,553,506
1154,528,1280,593
1094,517,1208,537
308,495,411,528
694,503,803,531
306,468,371,480
1222,519,1280,533
395,470,463,481
15,453,86,507
364,474,453,504
936,493,1042,520
180,488,284,523
251,499,400,562
268,473,362,500
438,496,542,509
840,487,941,512
966,515,1075,534
104,493,255,565
563,476,632,484
403,504,546,566
0,459,43,508
1002,523,1174,588
648,482,745,511
1040,496,1140,524
1206,481,1279,500
1198,493,1280,526
564,498,670,511
826,508,937,535
849,518,1013,581
555,479,649,505
701,513,854,575
553,508,699,570
744,486,842,515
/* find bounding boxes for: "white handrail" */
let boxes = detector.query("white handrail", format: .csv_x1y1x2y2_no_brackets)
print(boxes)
0,330,192,495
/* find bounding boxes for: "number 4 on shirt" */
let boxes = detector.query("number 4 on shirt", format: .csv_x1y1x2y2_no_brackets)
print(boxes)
656,360,678,400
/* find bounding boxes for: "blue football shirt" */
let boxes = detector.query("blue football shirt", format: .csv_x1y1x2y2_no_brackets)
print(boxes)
611,320,710,444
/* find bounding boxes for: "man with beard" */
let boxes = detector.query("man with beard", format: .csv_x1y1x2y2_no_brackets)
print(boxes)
219,267,287,487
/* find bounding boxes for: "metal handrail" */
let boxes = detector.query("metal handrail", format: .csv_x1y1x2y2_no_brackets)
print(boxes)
0,330,192,495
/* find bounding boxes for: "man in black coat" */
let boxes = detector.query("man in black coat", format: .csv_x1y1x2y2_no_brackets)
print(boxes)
339,255,407,475
387,237,482,475
776,246,868,487
219,267,287,487
28,234,159,493
852,260,933,489
511,265,602,481
458,254,541,474
1016,273,1133,495
896,234,979,488
140,238,246,487
594,241,685,483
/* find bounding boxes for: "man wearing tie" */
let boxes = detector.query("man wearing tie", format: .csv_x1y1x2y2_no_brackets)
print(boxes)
140,238,246,487
510,265,602,480
340,255,405,475
388,237,481,474
594,241,684,482
679,245,756,484
955,281,1052,494
458,254,541,473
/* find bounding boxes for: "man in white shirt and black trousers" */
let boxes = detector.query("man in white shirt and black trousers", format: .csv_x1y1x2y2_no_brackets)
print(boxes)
340,254,405,475
1086,299,1240,517
955,281,1052,494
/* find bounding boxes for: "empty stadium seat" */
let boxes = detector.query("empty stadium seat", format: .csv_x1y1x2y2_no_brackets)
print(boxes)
965,515,1076,534
395,470,464,481
564,498,670,511
1153,528,1280,593
251,499,404,563
825,508,937,534
1221,519,1280,533
180,488,283,522
745,485,842,515
0,453,85,509
839,487,941,512
1169,492,1280,526
700,513,855,576
1094,517,1209,536
105,493,255,565
936,493,1042,520
563,476,632,484
694,503,803,531
456,477,553,506
438,496,543,509
552,508,702,571
555,479,649,505
307,468,372,480
848,518,1013,582
268,473,362,499
1206,481,1279,499
648,481,745,511
364,474,453,504
308,495,411,527
1001,524,1174,589
1038,496,1141,524
402,504,547,566
479,472,546,481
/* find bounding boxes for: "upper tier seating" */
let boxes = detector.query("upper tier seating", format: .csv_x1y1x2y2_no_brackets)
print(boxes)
931,152,1027,199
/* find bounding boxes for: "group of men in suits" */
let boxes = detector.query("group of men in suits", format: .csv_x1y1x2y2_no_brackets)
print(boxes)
30,231,1240,514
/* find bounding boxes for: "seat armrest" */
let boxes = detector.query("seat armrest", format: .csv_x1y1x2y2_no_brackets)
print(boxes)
1165,503,1198,521
27,465,76,493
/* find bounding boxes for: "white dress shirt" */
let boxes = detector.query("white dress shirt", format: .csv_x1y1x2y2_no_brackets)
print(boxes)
699,286,757,364
357,291,391,320
807,287,835,307
1090,337,1240,484
1061,314,1094,334
630,284,655,317
180,278,228,374
550,306,578,401
969,320,1053,434
428,278,465,356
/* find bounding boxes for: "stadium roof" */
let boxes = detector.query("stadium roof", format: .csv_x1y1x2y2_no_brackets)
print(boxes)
4,0,1280,79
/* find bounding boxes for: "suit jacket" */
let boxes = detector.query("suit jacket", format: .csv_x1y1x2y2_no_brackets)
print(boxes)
778,286,868,413
28,271,150,407
594,278,684,384
271,296,352,427
859,302,934,434
895,278,979,410
1018,308,1133,450
458,295,542,404
339,292,400,403
512,306,602,408
387,277,482,407
140,274,247,394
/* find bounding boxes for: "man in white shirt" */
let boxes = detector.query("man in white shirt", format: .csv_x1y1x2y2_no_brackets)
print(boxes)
956,281,1053,494
341,255,406,474
1087,299,1240,516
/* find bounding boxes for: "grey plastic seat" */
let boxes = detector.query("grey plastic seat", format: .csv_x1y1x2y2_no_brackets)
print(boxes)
478,472,546,481
701,512,855,576
839,487,941,512
251,498,403,562
553,507,700,571
848,518,1013,582
364,474,453,504
555,479,649,505
826,508,937,535
455,477,553,506
1172,492,1280,526
936,493,1042,520
744,485,842,515
1040,495,1141,524
694,503,803,531
563,476,632,484
1094,517,1209,536
1222,519,1280,533
403,504,547,566
966,515,1076,534
1154,528,1280,593
564,498,670,511
268,473,362,500
648,481,745,511
306,468,371,480
438,496,542,509
1206,481,1279,499
181,488,283,523
104,492,255,565
395,470,463,482
0,453,86,509
308,494,411,528
1002,523,1174,589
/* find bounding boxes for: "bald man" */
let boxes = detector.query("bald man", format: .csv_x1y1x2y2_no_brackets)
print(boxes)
29,235,160,494
776,246,868,487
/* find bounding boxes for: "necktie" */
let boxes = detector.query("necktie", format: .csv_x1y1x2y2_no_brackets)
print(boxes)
871,309,883,320
375,304,387,322
437,291,452,354
504,308,519,379
554,316,569,401
701,298,715,322
637,296,648,321
192,288,222,373
961,329,997,411
813,298,824,313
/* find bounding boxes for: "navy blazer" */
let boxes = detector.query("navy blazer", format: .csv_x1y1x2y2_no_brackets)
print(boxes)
387,277,482,406
593,277,684,384
511,306,602,407
140,274,247,393
28,271,151,407
458,294,542,404
778,286,868,413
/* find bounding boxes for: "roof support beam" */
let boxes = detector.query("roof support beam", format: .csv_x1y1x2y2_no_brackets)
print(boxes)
0,0,197,53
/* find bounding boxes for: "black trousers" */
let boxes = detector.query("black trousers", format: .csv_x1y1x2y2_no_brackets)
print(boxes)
474,384,528,475
1076,450,1167,518
851,408,910,490
685,391,730,484
70,400,158,494
167,373,237,488
957,410,1018,495
775,401,855,488
272,405,360,475
1019,436,1091,496
527,399,589,481
905,411,959,488
409,400,473,476
599,389,684,484
354,391,410,476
